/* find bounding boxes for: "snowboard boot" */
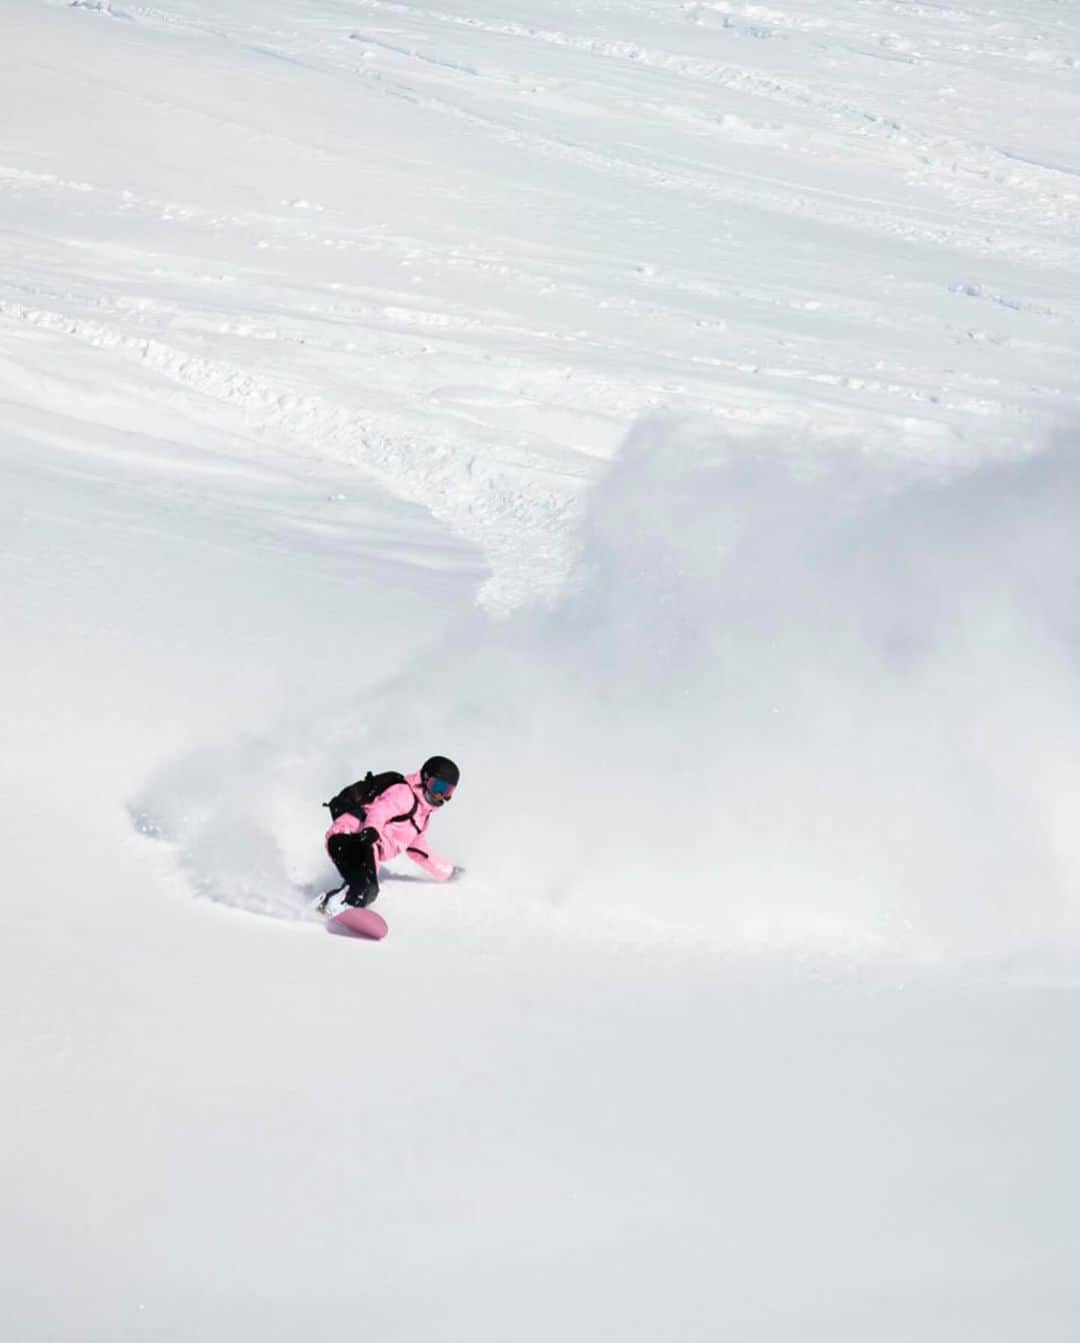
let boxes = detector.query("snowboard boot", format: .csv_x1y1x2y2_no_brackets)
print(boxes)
321,880,378,918
315,881,346,915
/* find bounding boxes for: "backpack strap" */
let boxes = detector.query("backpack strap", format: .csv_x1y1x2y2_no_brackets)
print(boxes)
388,783,421,832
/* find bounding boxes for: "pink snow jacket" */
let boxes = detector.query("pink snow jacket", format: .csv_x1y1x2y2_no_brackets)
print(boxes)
324,771,454,882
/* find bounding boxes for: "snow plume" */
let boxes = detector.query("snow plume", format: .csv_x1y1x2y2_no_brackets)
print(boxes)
130,736,328,920
134,414,1080,968
440,415,1080,966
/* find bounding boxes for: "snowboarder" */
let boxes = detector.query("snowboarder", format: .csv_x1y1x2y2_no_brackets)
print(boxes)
318,756,461,916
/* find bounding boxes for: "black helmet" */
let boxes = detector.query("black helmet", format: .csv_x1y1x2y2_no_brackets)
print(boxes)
420,756,459,806
421,756,459,786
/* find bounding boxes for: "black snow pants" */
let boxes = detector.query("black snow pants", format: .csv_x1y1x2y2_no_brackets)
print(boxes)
327,830,380,906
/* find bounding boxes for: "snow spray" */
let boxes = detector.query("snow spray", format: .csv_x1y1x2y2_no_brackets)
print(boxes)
439,415,1080,966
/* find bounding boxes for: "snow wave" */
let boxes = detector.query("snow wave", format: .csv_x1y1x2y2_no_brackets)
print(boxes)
436,415,1080,966
135,413,1080,969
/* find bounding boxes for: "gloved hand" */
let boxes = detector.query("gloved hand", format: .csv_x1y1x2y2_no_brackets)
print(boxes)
356,827,379,847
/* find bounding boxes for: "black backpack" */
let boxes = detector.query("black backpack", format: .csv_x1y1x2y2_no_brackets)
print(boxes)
324,771,419,825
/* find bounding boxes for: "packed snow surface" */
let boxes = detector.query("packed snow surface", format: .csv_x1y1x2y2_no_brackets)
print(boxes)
3,0,1080,1338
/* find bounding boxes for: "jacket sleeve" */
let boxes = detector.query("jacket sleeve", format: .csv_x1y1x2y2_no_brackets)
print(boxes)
404,844,455,882
360,782,420,837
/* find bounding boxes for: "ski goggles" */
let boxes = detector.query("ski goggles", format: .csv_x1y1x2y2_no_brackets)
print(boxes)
426,777,456,801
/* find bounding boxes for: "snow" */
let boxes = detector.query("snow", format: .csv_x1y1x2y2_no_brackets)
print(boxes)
3,0,1080,1337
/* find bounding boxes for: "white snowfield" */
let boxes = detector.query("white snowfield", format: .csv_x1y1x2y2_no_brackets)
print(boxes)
3,0,1080,1337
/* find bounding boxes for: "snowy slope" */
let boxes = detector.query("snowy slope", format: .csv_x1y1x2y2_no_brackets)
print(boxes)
3,0,1080,1338
7,0,1080,603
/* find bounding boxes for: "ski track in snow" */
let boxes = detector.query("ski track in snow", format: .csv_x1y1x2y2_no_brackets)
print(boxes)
3,0,1080,612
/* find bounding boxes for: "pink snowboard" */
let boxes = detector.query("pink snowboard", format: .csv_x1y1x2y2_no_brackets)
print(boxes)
327,906,388,940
